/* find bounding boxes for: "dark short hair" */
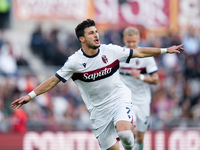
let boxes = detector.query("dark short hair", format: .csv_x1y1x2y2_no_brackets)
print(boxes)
75,19,95,41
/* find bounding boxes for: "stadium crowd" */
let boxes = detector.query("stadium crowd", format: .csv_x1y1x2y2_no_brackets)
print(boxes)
0,23,200,133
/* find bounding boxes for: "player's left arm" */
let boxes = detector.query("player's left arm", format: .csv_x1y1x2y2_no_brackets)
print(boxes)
130,70,159,84
143,72,159,84
132,44,185,58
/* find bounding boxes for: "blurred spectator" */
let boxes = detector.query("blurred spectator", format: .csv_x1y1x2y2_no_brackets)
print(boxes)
14,43,29,67
75,104,91,131
0,94,9,132
30,23,45,57
191,98,200,122
162,53,179,71
42,32,58,65
178,99,194,127
60,98,76,131
151,91,173,130
184,55,199,79
16,74,38,93
103,28,123,46
51,94,68,122
30,24,69,66
0,40,29,76
10,109,27,133
168,32,185,70
183,27,200,56
65,33,81,57
0,41,18,76
0,30,6,47
35,94,51,117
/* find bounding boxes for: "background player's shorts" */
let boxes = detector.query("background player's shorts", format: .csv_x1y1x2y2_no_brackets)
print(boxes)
132,102,150,132
94,102,134,150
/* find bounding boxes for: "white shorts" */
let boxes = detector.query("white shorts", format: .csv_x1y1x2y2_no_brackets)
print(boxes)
132,102,150,132
93,102,134,150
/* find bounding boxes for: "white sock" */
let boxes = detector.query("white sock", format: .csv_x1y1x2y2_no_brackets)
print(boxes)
134,142,143,150
118,130,134,150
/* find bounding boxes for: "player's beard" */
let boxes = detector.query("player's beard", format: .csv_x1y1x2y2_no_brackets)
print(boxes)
85,40,100,50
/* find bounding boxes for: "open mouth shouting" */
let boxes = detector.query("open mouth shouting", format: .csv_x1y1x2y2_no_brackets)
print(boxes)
95,38,100,44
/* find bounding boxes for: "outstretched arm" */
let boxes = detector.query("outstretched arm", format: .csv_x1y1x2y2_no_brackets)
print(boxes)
11,75,61,109
132,44,185,58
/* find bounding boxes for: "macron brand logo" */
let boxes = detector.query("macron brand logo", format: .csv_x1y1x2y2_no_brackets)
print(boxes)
72,60,119,82
83,68,112,80
82,63,87,68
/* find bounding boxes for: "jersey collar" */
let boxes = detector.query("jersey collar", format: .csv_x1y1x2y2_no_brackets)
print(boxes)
81,48,100,58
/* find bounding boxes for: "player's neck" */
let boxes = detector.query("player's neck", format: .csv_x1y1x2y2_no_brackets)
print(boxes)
82,46,99,56
126,46,138,49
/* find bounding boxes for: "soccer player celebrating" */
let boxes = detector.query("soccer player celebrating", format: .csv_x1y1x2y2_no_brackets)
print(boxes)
11,19,184,150
119,27,159,150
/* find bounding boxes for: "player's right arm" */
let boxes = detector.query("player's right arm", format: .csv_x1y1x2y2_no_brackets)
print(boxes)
11,75,61,109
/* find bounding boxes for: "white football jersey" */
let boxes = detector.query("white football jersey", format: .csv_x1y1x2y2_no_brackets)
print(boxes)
119,56,158,104
56,44,133,122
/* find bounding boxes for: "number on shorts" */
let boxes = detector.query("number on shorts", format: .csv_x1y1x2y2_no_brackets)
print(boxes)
144,116,149,125
126,107,131,119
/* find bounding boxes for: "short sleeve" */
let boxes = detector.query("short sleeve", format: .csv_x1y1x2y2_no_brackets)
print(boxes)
55,58,74,83
109,44,133,63
146,57,158,74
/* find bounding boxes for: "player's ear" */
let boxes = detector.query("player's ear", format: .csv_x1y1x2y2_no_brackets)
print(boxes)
79,36,85,43
123,37,126,43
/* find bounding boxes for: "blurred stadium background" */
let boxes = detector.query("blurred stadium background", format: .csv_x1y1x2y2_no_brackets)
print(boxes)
0,0,200,149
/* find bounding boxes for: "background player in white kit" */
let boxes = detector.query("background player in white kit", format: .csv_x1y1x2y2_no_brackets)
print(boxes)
11,19,184,150
119,27,159,150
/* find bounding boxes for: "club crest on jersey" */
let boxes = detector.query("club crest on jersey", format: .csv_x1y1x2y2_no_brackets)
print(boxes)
101,55,108,64
136,60,139,65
